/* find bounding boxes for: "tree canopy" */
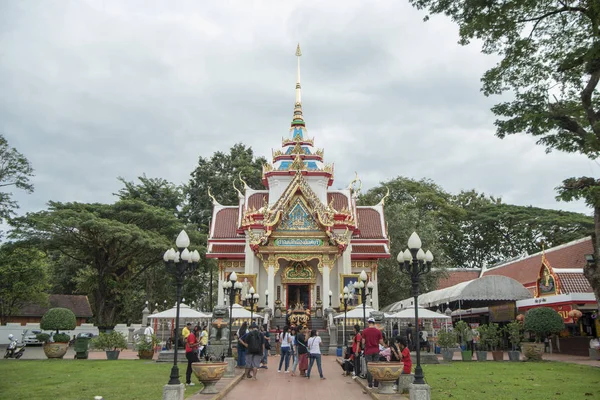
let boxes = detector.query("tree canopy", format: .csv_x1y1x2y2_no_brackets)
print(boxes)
115,174,183,216
0,134,34,227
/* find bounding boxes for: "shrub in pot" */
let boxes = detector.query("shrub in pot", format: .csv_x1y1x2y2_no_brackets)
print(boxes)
506,320,523,362
522,307,564,361
91,330,128,360
136,334,159,360
487,323,503,361
476,324,489,361
40,307,77,359
454,320,472,361
437,331,457,362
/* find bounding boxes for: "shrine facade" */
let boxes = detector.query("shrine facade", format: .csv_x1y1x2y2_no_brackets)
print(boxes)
206,45,390,315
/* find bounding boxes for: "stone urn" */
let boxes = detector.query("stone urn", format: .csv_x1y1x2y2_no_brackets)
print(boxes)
366,362,404,394
43,342,69,359
521,342,544,361
191,362,227,394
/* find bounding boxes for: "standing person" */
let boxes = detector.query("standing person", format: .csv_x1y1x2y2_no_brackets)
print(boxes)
289,327,299,376
260,324,270,369
351,325,362,379
275,326,281,356
199,325,209,358
392,323,399,339
277,326,292,373
296,326,309,377
144,322,154,343
237,322,248,368
185,325,200,386
362,317,384,389
306,329,325,380
239,323,264,380
397,338,412,373
182,322,192,340
405,323,413,351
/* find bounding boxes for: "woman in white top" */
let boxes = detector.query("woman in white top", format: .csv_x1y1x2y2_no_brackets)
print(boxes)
306,329,325,379
289,327,298,376
277,326,292,372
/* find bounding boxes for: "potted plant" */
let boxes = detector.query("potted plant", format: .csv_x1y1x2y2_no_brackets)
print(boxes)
91,330,128,360
475,324,489,361
506,320,523,362
39,307,77,359
522,307,564,361
136,334,159,360
487,323,503,361
454,320,472,361
437,330,457,362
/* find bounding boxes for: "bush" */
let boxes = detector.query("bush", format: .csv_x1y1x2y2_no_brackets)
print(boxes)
135,334,159,352
506,321,523,350
91,331,128,351
53,333,71,343
36,333,51,344
436,331,456,349
523,307,564,342
40,308,76,334
455,320,470,346
486,323,502,351
477,324,490,350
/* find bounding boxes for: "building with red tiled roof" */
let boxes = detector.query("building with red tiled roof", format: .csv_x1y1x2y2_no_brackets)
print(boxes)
10,294,93,325
435,269,482,290
206,45,389,312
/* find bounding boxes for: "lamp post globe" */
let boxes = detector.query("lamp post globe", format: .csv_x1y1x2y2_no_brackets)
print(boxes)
396,231,433,386
163,230,199,386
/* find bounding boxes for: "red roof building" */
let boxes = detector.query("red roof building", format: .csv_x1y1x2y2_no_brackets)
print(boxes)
206,45,390,312
435,269,482,290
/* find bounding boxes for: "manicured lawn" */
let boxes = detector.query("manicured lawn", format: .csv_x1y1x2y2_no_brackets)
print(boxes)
423,361,600,400
0,360,202,400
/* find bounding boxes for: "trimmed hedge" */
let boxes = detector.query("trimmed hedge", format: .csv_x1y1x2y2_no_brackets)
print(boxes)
523,307,564,342
40,307,76,333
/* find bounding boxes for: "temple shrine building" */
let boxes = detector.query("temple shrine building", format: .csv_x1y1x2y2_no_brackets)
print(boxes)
206,45,390,316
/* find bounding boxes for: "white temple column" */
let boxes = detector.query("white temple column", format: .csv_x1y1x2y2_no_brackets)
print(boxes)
217,279,224,306
343,245,352,274
268,265,275,310
372,266,379,310
322,265,331,308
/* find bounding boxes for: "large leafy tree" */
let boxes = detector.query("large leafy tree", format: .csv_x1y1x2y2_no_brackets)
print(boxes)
11,200,201,328
409,0,600,301
0,243,49,325
115,174,183,216
0,134,34,226
185,143,267,231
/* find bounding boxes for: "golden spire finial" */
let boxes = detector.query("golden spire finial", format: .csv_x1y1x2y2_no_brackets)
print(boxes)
207,187,220,206
296,43,302,57
232,179,243,199
238,172,250,190
377,186,390,206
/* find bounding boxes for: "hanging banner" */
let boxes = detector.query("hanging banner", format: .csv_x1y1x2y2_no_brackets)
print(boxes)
550,304,573,324
489,303,516,322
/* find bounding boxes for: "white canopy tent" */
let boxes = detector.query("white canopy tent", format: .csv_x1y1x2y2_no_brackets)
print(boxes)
388,307,451,320
212,303,264,320
333,305,378,319
148,303,212,320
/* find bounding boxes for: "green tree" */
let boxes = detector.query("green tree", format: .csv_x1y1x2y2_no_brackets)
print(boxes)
0,134,34,226
11,200,203,328
0,243,48,325
115,174,183,216
408,0,600,302
185,143,267,231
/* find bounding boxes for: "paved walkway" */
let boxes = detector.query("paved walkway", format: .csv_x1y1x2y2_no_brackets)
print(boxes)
221,355,372,400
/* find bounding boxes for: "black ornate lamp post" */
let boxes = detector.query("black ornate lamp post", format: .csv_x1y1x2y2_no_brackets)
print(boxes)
353,270,374,328
339,287,349,346
247,287,259,323
265,290,269,307
163,230,200,385
223,272,242,358
397,231,434,386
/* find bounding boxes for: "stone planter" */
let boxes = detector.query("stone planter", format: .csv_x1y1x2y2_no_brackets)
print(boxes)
106,350,120,360
521,342,544,361
491,351,504,361
43,342,69,359
508,350,521,362
475,351,488,361
138,350,154,360
192,362,227,394
461,350,472,361
442,349,454,362
366,362,404,395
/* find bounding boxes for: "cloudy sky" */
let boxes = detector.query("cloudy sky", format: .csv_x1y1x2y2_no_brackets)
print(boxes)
1,0,598,218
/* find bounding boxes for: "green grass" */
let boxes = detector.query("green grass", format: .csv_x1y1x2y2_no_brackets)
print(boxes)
0,360,203,400
422,361,600,400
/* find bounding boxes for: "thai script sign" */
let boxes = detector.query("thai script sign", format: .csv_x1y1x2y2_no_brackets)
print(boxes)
275,238,323,247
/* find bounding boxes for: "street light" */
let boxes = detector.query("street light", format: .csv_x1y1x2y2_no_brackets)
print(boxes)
265,290,269,307
247,287,259,323
163,230,201,385
163,300,167,311
396,231,433,386
339,287,349,346
223,272,243,358
353,270,374,328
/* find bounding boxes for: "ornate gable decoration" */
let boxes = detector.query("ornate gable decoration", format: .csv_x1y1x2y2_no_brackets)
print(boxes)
281,262,316,283
279,197,320,231
535,254,560,297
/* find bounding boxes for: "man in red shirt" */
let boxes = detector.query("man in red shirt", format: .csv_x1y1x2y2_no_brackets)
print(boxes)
185,326,200,386
361,317,384,389
351,325,362,378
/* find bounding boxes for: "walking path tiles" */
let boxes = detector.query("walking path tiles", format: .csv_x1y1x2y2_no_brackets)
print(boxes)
219,355,373,400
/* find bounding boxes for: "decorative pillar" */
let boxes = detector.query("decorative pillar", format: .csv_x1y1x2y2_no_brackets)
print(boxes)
322,265,331,308
268,265,275,310
217,279,224,306
372,265,379,310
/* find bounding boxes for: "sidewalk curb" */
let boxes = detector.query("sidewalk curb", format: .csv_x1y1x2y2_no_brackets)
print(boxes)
210,372,244,400
336,357,408,400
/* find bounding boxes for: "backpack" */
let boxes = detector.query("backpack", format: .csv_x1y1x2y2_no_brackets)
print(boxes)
247,331,262,354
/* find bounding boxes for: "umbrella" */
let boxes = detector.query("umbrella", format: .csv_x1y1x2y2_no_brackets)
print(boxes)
333,305,377,319
148,303,211,319
388,307,451,320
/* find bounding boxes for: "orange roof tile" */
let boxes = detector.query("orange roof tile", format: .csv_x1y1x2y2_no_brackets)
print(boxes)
556,273,593,294
436,270,481,290
356,208,385,239
482,237,593,286
247,193,268,210
351,245,387,254
211,244,245,254
328,192,349,210
212,208,240,239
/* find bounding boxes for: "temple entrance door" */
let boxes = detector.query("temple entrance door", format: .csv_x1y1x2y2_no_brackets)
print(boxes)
287,284,310,310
